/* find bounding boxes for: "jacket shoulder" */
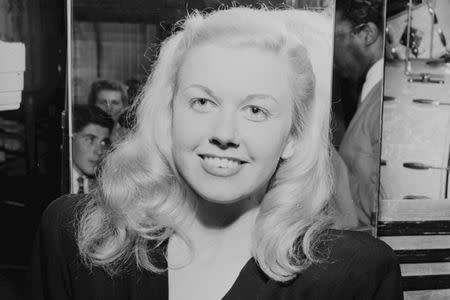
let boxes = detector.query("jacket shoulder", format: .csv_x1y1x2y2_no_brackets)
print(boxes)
282,230,403,299
40,194,86,236
324,229,397,264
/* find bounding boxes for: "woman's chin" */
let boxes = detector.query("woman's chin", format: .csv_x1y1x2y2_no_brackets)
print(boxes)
195,189,251,206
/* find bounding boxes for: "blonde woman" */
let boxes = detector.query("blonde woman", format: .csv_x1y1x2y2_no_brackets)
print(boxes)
30,7,402,300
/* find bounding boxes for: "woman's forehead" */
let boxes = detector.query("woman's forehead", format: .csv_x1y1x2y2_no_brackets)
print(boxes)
177,44,290,90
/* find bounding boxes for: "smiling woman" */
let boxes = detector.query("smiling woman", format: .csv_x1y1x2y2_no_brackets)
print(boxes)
172,45,294,204
30,6,403,300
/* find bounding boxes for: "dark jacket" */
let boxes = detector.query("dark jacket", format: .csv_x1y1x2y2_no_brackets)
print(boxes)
29,195,403,299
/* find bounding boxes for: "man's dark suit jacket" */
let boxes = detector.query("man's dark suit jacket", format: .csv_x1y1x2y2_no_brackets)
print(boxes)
29,195,403,299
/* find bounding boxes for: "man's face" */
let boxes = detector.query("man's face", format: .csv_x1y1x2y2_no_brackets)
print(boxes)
72,124,110,176
333,12,366,82
95,90,124,122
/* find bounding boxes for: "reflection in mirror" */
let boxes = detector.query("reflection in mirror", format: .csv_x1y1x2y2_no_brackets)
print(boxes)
381,0,450,201
68,0,321,193
67,0,368,232
71,15,154,147
69,1,163,194
331,0,387,232
68,0,371,235
379,1,450,297
385,0,450,61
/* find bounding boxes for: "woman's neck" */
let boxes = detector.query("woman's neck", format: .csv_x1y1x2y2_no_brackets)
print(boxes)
175,186,263,252
196,197,259,228
167,194,261,300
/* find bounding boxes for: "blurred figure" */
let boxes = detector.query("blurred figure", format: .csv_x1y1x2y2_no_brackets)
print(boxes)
125,77,143,106
72,105,114,194
88,79,129,143
117,107,136,131
113,78,142,133
88,79,129,122
334,0,385,226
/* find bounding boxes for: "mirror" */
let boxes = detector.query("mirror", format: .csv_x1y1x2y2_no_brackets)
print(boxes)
67,0,321,194
377,3,450,297
68,0,169,194
331,0,387,232
385,0,450,61
67,0,382,233
380,0,450,200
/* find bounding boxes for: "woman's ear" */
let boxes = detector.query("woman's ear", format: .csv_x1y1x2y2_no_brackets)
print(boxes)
281,137,295,160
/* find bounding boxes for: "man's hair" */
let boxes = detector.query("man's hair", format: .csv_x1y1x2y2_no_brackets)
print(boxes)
336,0,384,30
73,105,114,133
87,79,129,107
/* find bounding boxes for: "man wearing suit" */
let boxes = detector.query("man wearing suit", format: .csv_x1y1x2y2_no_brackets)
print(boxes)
72,105,114,194
334,0,385,227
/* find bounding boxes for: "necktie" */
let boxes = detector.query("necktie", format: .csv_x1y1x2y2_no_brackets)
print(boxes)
77,176,85,194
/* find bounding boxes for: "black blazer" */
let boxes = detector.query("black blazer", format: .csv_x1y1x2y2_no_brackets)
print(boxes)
29,195,403,299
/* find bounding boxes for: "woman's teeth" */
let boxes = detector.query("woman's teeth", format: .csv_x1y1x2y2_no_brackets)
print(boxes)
203,156,240,168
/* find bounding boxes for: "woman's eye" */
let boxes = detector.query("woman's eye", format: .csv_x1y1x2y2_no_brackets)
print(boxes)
190,98,215,112
243,105,269,121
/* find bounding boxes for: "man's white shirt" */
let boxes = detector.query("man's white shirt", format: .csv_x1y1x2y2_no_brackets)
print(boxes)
360,58,384,103
72,167,89,194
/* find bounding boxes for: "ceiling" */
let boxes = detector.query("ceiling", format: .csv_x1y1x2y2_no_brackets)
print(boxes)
73,0,285,24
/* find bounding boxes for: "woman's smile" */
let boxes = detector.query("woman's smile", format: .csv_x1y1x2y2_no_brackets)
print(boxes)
171,44,293,203
198,153,247,177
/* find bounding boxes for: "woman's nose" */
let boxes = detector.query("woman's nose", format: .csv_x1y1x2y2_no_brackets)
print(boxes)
209,110,239,149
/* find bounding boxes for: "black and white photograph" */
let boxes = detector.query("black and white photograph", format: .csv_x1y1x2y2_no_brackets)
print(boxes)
0,0,449,299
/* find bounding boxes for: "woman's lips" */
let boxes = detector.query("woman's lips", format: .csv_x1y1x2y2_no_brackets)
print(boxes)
198,154,247,177
198,154,247,164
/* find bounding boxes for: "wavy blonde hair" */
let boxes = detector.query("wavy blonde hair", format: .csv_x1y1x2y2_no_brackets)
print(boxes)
77,6,335,282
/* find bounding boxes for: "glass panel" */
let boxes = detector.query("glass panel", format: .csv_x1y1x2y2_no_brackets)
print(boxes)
381,0,450,201
332,0,387,232
67,1,372,235
68,0,158,194
378,4,449,293
67,0,325,194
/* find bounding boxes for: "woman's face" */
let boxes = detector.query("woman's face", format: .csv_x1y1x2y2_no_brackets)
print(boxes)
171,44,295,204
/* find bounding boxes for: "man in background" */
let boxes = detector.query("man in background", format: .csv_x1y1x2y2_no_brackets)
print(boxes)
334,0,385,226
72,105,114,194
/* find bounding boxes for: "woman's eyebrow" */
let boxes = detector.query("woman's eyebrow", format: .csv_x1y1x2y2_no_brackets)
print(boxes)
244,94,279,104
183,85,279,104
183,84,218,100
